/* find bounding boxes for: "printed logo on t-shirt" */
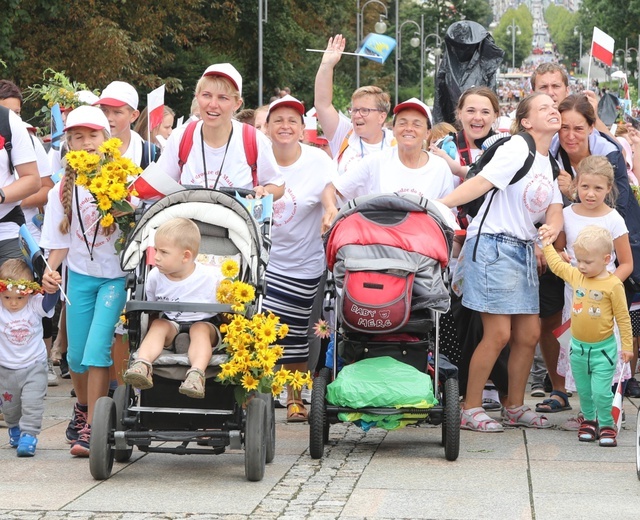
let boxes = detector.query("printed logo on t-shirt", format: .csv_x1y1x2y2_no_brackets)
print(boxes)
272,187,297,227
4,318,33,346
523,173,554,214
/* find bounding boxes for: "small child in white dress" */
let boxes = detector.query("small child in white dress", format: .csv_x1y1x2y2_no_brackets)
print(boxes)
123,217,223,398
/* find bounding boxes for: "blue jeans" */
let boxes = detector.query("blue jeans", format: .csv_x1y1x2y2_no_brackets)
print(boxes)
66,270,126,374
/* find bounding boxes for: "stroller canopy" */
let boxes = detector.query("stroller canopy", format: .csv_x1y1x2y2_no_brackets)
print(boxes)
120,189,266,284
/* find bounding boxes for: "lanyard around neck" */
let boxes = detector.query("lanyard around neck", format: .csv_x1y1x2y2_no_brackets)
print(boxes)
200,124,234,190
359,129,385,157
74,186,99,262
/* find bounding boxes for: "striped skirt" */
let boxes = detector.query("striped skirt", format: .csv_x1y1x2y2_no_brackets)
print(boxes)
263,271,322,364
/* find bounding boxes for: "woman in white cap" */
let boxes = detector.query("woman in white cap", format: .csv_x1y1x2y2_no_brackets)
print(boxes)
155,63,284,199
40,106,128,457
262,95,334,421
321,97,455,232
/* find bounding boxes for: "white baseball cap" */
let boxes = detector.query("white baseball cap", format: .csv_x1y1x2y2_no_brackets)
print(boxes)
76,90,100,106
64,105,111,134
393,97,432,126
202,63,243,97
268,95,305,117
94,81,139,110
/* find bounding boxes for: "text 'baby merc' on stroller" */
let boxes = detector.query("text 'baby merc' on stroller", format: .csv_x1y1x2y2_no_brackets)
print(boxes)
88,188,275,482
309,193,461,461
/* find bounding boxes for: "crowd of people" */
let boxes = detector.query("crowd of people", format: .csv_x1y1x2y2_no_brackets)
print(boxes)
1,34,640,459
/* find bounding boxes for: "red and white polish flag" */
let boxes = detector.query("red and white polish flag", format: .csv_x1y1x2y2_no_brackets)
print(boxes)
147,85,165,131
591,27,615,66
611,366,625,432
129,162,184,201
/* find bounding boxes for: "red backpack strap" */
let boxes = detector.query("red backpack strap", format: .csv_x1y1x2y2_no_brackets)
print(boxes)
242,123,258,187
178,120,199,173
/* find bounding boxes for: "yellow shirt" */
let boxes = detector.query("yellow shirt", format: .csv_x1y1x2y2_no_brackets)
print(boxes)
543,244,633,352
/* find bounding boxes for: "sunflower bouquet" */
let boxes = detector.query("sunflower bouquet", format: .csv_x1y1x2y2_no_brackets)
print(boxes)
215,259,312,405
64,137,143,253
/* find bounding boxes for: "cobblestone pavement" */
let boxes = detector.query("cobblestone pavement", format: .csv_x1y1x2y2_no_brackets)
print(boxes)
0,424,388,520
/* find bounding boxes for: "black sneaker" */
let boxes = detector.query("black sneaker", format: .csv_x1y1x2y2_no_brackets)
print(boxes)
543,373,552,393
59,353,70,379
70,423,90,457
625,377,640,398
65,402,88,444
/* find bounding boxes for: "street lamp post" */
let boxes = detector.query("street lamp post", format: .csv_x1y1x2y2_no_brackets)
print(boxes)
626,46,639,105
258,0,268,106
573,26,582,75
505,19,521,71
396,15,423,104
356,0,388,89
424,24,443,82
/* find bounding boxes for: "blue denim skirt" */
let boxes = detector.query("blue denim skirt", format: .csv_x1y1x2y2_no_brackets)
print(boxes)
461,233,539,315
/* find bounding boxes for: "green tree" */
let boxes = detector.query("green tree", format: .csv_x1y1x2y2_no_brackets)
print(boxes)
493,6,533,70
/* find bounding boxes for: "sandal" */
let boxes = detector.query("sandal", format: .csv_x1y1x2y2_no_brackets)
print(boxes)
502,405,551,429
286,400,308,423
179,368,206,399
598,426,617,447
123,359,154,390
535,390,572,413
460,407,504,432
578,420,599,442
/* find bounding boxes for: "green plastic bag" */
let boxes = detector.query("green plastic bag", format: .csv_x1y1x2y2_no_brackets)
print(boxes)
326,356,437,409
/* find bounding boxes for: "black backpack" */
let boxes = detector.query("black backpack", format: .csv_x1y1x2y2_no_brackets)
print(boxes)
459,132,537,219
459,132,560,260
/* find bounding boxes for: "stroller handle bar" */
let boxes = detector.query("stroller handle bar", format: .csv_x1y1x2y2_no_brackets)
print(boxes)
126,301,237,315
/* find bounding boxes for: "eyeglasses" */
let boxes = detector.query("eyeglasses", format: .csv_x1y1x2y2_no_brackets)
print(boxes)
347,107,383,117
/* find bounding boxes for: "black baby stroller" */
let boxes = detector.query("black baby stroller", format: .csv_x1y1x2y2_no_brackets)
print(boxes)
89,189,275,481
309,193,461,461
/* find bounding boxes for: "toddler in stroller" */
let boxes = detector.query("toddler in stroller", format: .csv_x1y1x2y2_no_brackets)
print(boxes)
89,189,275,482
310,193,461,461
122,217,222,398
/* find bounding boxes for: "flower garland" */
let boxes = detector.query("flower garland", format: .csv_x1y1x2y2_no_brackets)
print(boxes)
0,279,44,295
214,259,312,405
64,137,143,253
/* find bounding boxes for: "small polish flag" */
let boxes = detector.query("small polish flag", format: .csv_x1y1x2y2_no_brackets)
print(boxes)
147,85,165,132
129,162,184,201
591,27,615,66
611,367,625,432
553,318,571,341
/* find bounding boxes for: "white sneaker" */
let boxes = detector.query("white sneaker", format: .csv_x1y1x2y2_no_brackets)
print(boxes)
301,387,312,404
47,359,59,387
276,388,287,408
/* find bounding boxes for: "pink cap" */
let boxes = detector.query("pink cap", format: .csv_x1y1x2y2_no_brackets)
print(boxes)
202,63,243,97
393,97,432,125
268,95,305,117
64,105,111,134
94,81,139,110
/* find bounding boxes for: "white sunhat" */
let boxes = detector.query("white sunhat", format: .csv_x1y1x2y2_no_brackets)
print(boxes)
63,105,111,135
94,81,139,110
202,63,243,97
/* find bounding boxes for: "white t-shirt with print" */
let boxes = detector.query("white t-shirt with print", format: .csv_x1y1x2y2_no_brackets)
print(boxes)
0,111,38,241
0,294,54,369
40,183,126,278
333,147,455,202
157,119,284,190
329,113,395,177
563,204,628,273
467,135,563,241
269,144,334,278
146,262,222,322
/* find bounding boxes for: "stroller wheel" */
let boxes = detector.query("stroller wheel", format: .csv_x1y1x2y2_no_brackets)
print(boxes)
636,406,640,480
89,397,116,480
245,397,267,482
442,377,461,461
256,392,276,464
309,367,331,459
113,385,134,463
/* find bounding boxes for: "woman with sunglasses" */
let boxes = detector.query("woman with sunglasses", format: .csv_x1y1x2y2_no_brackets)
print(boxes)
314,34,396,176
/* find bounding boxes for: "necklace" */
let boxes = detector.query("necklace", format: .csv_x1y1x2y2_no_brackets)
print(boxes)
200,124,234,190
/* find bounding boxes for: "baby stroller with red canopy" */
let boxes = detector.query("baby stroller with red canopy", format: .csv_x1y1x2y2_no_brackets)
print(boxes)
309,193,460,461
